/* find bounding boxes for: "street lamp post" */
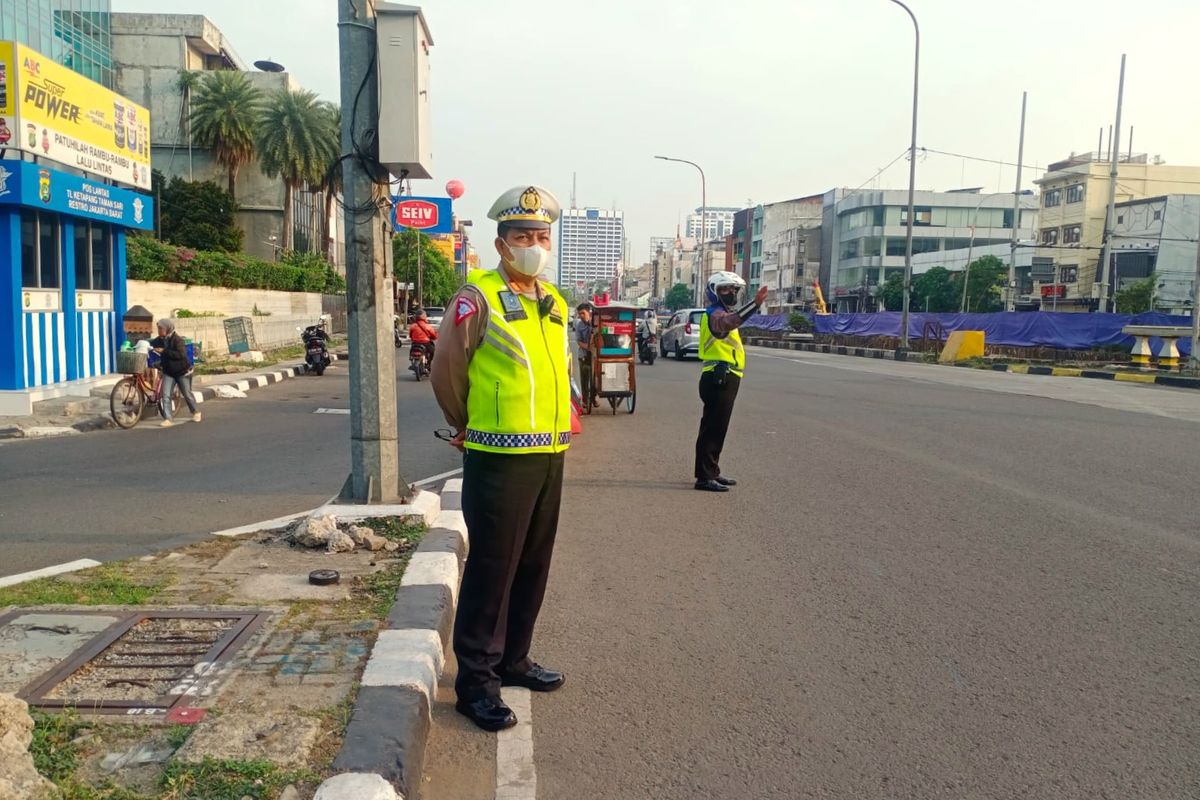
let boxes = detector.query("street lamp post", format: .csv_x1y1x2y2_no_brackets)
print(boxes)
888,0,919,356
959,192,1012,312
655,156,707,304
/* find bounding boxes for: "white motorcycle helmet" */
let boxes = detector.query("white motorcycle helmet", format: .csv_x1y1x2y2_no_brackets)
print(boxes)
706,270,747,308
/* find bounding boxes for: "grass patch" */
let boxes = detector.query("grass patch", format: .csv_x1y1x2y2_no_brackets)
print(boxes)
55,780,148,800
360,518,424,545
160,757,314,800
31,709,90,781
0,563,168,607
165,725,195,751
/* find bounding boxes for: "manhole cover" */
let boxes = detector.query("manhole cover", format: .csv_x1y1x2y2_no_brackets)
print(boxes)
18,611,267,716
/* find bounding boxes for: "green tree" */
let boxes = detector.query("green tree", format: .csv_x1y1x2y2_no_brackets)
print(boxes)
393,230,462,307
258,89,339,251
878,273,904,311
1114,273,1156,314
156,172,243,252
664,283,693,311
959,255,1008,312
912,266,960,312
190,71,264,199
314,102,342,264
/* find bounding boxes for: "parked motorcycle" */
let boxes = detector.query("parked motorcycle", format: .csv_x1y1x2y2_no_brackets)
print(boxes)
409,343,431,381
300,323,331,376
637,331,657,365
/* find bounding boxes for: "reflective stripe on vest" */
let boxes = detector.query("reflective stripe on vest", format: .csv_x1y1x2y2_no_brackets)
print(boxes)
464,269,572,454
698,310,745,378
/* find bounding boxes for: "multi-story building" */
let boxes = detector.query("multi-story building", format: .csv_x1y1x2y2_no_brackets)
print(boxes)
1033,152,1200,309
825,188,1038,312
557,207,625,291
730,208,753,285
650,236,677,257
759,195,824,310
1,1,157,413
111,14,343,267
1105,194,1200,314
686,206,738,242
0,0,114,87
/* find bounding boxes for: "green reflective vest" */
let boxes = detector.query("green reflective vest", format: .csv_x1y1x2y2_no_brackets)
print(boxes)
465,269,572,454
699,310,745,378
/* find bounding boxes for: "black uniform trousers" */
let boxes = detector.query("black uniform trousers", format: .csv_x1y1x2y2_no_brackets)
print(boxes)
454,449,565,701
694,370,742,481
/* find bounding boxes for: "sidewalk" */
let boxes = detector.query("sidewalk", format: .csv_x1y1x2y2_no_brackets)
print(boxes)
0,489,435,800
0,353,347,441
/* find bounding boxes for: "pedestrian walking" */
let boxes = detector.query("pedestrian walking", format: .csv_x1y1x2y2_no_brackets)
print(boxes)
694,272,768,491
430,185,571,732
150,319,200,428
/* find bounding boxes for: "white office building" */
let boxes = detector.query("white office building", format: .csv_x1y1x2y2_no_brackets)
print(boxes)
686,206,738,242
558,208,625,290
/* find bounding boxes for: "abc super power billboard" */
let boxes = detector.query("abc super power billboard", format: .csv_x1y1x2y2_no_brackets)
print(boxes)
0,41,152,190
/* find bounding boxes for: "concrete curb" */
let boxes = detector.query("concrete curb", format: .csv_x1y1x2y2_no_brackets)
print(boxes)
0,354,348,440
321,478,466,800
989,362,1200,389
746,337,932,363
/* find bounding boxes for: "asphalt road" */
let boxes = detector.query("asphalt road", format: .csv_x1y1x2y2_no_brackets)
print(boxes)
422,348,1200,799
0,356,461,577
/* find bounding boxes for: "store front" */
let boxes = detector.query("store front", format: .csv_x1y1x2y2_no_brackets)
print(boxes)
0,160,153,414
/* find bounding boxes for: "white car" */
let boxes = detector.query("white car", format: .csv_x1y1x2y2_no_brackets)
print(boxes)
424,306,445,328
660,308,706,359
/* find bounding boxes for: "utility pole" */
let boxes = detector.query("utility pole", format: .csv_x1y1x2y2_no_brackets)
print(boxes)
1007,91,1026,312
889,0,919,355
337,0,406,503
1098,54,1127,314
1191,201,1200,372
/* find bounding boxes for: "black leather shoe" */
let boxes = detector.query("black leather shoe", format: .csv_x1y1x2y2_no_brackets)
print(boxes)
716,476,737,487
694,479,730,492
455,696,517,732
501,663,565,692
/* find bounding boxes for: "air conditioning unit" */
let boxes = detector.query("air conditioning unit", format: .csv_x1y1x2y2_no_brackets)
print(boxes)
376,3,434,180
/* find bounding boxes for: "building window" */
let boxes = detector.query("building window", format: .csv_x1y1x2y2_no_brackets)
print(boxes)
1066,185,1084,204
74,222,113,291
1060,265,1078,283
900,207,932,226
885,238,906,257
1117,214,1124,224
21,210,61,289
1062,225,1082,245
1041,228,1058,246
1043,189,1062,208
1153,209,1162,221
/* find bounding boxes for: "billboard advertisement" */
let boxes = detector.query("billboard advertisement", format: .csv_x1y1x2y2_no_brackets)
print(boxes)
391,195,453,234
0,160,154,230
0,41,152,190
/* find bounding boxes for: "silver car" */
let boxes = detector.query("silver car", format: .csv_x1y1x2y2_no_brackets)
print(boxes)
660,307,706,359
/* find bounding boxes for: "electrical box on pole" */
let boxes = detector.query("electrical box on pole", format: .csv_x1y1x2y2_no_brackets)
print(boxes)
376,3,434,180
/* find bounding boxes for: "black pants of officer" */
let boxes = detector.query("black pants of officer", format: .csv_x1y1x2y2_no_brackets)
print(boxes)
578,353,594,406
454,449,565,701
694,371,742,481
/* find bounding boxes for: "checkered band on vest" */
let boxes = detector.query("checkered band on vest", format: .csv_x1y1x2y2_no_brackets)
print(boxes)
466,430,573,449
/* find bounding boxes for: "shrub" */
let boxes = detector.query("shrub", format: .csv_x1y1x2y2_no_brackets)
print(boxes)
127,237,345,294
788,312,813,333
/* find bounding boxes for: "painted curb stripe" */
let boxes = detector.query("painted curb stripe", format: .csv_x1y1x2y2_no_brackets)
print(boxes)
0,558,102,588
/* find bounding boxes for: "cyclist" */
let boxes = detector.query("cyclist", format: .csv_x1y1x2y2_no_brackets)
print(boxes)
150,319,200,427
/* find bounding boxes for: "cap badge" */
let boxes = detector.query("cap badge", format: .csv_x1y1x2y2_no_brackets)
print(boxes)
519,187,542,212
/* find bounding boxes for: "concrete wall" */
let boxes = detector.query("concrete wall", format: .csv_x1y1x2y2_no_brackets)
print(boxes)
127,280,326,353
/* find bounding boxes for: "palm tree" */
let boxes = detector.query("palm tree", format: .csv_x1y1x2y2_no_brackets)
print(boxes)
258,89,339,252
314,102,342,262
175,70,201,181
189,71,263,199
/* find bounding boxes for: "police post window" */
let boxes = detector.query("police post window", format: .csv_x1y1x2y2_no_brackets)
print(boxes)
73,222,113,291
20,210,61,289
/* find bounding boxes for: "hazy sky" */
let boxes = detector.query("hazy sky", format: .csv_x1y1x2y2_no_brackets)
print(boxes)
114,0,1200,263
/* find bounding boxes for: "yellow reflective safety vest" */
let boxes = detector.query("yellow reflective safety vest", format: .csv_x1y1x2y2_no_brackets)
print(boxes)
464,269,572,454
699,308,746,378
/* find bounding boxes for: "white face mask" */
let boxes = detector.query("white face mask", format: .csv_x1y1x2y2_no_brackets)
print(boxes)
505,244,551,277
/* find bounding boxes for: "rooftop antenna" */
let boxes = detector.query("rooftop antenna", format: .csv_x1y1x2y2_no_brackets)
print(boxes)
570,172,577,209
254,58,285,72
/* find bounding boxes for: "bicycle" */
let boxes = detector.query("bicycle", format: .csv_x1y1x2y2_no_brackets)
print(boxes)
109,368,182,430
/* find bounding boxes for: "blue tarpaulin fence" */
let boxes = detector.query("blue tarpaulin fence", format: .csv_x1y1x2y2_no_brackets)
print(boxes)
744,311,1193,355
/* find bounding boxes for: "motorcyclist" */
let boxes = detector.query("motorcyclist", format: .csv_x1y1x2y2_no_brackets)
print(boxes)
637,310,658,343
409,309,438,364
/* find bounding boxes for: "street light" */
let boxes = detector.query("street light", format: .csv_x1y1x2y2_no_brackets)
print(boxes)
888,0,919,356
655,155,707,304
960,192,1012,312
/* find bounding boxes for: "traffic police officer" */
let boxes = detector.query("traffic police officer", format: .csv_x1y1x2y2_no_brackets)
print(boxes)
430,185,571,732
694,271,769,492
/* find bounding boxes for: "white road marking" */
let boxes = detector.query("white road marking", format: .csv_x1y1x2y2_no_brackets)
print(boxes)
0,558,102,588
211,512,310,538
313,407,351,415
496,687,536,800
412,467,463,488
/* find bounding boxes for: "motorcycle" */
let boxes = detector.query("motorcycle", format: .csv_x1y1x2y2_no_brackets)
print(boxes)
409,342,432,381
300,323,331,376
637,331,657,365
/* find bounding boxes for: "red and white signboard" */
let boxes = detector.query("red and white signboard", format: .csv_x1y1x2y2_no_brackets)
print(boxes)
390,195,454,233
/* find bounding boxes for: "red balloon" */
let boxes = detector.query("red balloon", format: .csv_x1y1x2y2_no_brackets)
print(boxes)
445,179,465,200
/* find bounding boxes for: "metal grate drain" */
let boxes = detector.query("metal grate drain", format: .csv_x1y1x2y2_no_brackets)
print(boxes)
18,611,268,716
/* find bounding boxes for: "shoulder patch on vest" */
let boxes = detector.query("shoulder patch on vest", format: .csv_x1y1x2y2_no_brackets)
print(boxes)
455,296,478,326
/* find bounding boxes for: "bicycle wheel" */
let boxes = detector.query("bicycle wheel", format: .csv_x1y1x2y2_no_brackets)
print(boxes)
169,386,183,417
110,377,145,429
